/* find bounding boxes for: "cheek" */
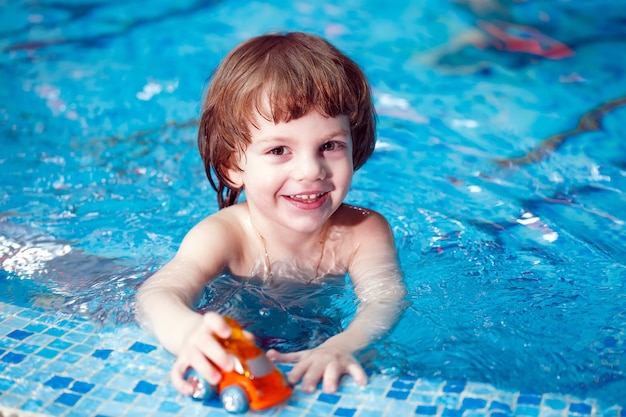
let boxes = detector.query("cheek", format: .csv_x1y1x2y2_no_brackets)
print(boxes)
242,172,274,193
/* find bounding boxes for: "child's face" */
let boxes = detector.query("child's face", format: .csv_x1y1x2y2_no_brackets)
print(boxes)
229,110,354,234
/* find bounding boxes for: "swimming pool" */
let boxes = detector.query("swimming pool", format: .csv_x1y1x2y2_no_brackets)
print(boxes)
2,0,626,415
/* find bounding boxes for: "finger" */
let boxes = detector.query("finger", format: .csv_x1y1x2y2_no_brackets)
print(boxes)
285,358,309,386
191,354,224,385
171,363,194,395
298,362,325,393
198,335,234,372
347,362,368,386
202,312,231,339
243,330,255,341
266,349,303,363
171,353,221,395
322,362,342,393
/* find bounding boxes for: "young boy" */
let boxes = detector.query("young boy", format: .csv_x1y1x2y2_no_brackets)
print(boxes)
136,32,406,396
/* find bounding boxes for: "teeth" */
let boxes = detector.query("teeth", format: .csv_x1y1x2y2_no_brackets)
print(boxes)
291,193,322,201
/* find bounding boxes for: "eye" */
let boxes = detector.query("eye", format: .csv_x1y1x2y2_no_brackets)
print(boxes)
321,141,344,152
268,146,287,156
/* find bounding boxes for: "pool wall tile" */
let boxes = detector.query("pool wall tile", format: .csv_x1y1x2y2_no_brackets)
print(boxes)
0,301,623,417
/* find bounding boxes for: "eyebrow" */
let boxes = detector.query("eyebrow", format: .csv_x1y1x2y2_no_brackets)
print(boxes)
255,128,351,144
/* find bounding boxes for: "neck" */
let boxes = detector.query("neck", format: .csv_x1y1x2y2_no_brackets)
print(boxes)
249,217,329,279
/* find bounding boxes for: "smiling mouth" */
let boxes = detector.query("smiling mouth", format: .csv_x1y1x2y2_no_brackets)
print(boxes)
287,192,327,202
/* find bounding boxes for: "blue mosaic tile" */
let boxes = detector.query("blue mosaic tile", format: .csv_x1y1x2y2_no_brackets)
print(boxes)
36,347,60,358
0,377,13,390
7,329,33,340
409,392,437,404
518,395,542,406
1,352,26,363
98,400,131,416
45,375,73,389
570,402,593,414
48,338,73,350
390,401,418,415
45,327,66,337
56,392,82,406
78,323,97,333
0,338,17,349
461,397,487,410
490,401,512,412
114,391,137,403
0,302,623,417
65,331,89,343
90,386,117,400
544,398,567,410
16,309,41,320
159,401,183,413
436,394,460,408
129,342,157,353
28,333,55,345
442,408,464,417
42,359,73,374
391,379,415,390
3,362,32,378
318,393,341,404
122,409,157,417
4,317,29,329
56,319,80,329
416,379,442,392
442,381,466,393
68,410,96,417
386,389,409,400
124,366,148,378
13,342,39,354
44,402,68,415
85,335,103,346
334,407,356,416
72,381,95,394
134,380,158,395
276,408,306,417
111,375,140,392
415,405,438,415
58,351,82,363
92,348,113,359
71,343,94,355
22,398,45,412
515,405,540,417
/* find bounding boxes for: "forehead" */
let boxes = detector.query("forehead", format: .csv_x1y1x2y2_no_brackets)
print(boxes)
247,110,351,142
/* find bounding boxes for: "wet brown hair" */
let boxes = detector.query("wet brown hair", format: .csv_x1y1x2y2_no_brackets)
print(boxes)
198,32,376,208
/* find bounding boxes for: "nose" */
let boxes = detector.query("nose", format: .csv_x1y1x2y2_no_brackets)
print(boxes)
293,153,327,181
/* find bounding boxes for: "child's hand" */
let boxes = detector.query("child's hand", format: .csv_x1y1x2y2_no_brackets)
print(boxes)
170,312,235,396
266,345,367,394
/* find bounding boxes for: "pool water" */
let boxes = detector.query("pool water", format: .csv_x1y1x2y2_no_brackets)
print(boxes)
2,0,626,416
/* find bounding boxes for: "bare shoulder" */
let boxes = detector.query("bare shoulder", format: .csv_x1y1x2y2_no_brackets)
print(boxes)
331,204,396,270
188,204,247,237
334,204,393,239
337,205,403,293
176,204,250,267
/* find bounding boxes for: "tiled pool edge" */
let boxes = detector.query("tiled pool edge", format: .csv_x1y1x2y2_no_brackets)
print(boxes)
0,405,52,417
0,301,623,417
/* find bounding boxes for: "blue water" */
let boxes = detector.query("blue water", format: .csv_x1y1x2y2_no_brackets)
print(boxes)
2,0,626,412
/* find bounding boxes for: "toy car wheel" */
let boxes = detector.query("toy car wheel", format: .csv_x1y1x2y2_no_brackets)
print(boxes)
220,385,249,414
183,369,216,401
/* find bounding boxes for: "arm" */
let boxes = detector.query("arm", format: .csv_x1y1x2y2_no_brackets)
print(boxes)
135,216,238,394
268,210,407,393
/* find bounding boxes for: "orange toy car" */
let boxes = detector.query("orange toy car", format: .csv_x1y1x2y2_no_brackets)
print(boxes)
184,316,293,413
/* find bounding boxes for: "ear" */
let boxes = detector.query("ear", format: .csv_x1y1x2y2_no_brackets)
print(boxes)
225,164,244,189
